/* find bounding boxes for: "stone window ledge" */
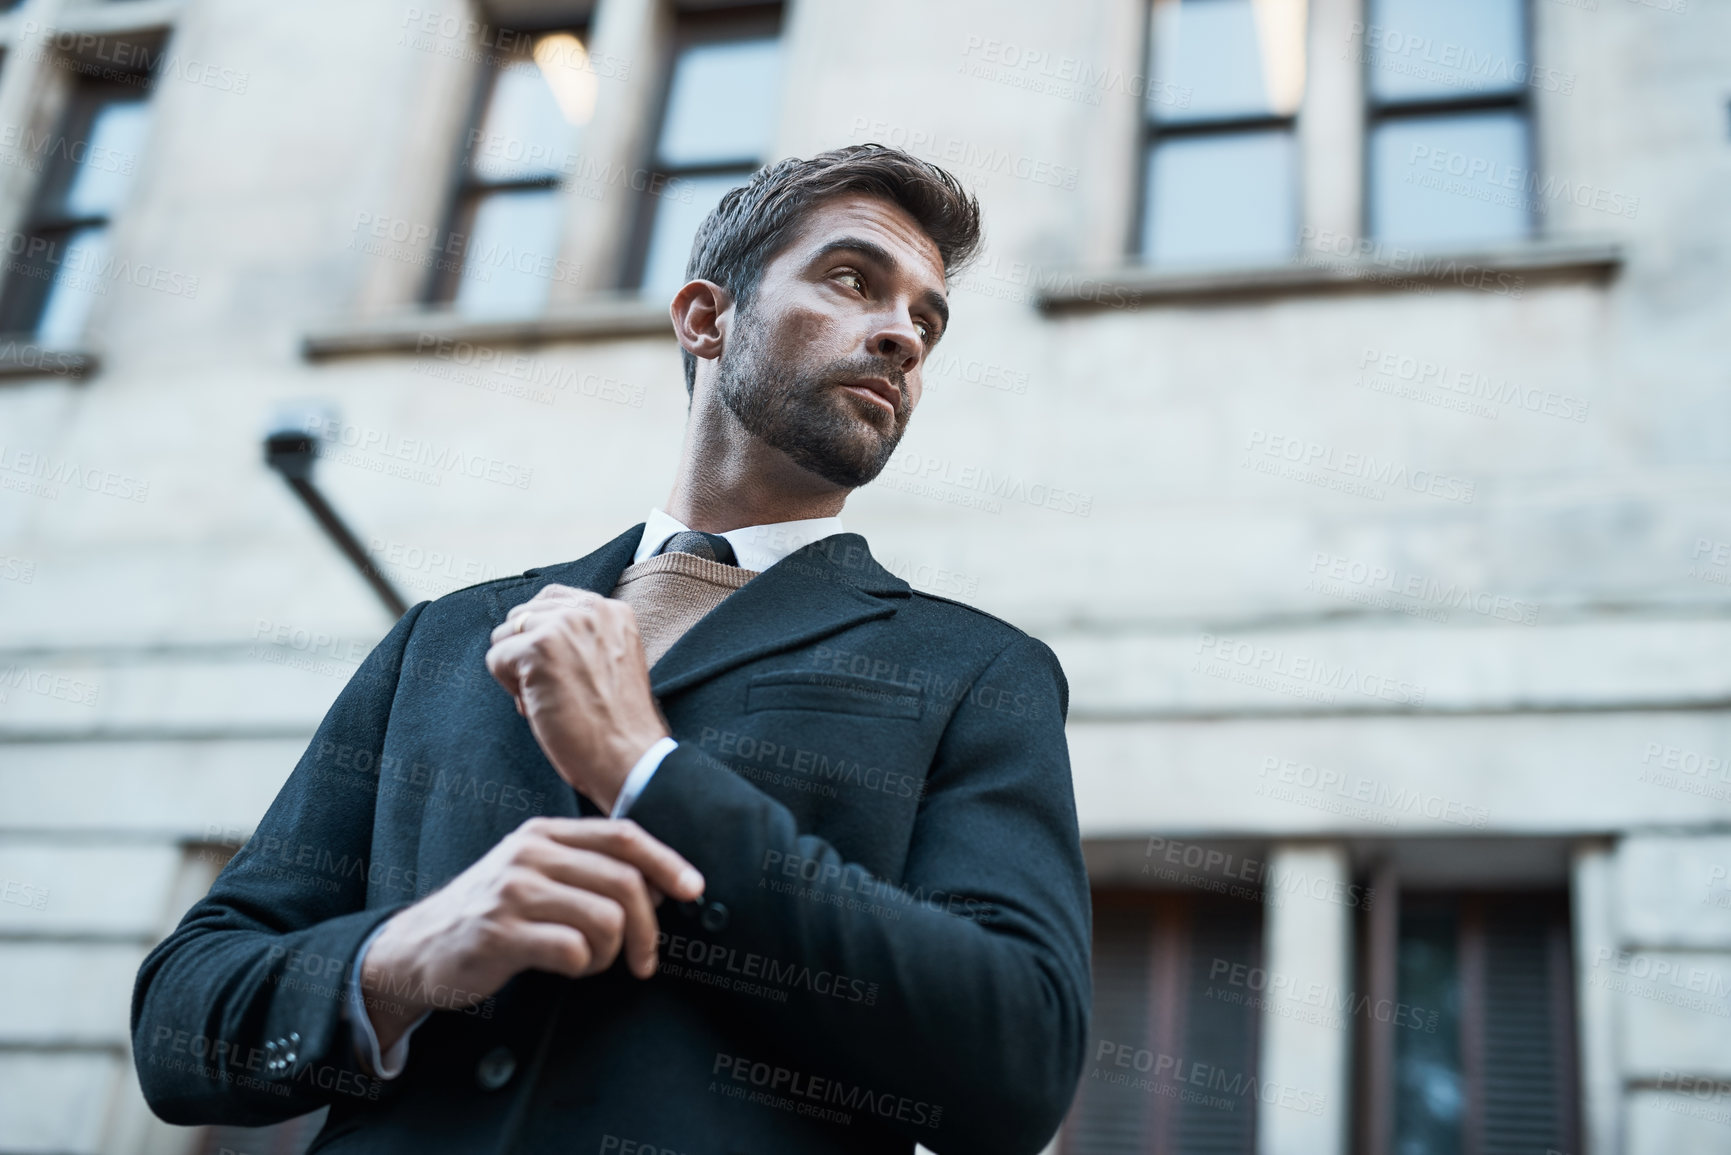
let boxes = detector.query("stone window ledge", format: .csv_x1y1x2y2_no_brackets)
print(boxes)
0,343,96,381
1034,238,1624,313
302,295,673,360
0,0,184,44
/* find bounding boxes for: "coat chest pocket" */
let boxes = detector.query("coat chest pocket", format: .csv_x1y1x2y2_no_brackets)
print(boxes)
744,670,923,720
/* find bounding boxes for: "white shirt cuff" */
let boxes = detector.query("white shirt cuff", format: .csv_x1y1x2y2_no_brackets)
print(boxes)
612,737,678,818
347,921,429,1079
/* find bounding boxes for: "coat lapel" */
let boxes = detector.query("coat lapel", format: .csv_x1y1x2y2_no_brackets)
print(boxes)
490,526,912,701
649,533,911,698
515,524,645,599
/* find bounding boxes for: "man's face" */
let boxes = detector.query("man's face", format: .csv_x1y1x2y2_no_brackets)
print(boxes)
712,193,950,489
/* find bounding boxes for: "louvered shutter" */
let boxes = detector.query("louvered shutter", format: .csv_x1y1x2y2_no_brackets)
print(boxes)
1064,894,1262,1155
1379,891,1580,1155
1468,897,1577,1155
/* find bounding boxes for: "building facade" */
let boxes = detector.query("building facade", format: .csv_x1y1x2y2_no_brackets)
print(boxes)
0,0,1727,1152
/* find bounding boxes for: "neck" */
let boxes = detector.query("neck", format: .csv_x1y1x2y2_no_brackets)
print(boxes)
663,392,850,533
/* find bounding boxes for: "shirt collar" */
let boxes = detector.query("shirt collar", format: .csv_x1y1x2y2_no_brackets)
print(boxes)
632,507,846,574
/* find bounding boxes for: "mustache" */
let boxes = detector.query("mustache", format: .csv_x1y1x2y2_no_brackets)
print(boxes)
816,356,909,417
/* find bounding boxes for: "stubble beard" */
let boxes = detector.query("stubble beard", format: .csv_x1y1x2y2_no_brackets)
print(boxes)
713,306,910,489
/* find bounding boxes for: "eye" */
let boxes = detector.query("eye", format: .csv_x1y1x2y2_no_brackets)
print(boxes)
834,269,865,293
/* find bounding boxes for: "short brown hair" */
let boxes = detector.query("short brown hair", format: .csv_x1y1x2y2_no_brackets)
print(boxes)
678,143,983,395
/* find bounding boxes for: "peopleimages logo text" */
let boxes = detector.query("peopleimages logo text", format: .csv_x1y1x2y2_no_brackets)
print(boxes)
884,449,1092,516
1195,633,1427,708
1244,429,1475,504
1358,347,1589,423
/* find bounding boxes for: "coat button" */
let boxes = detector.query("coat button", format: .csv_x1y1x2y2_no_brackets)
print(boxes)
476,1045,517,1090
700,901,730,932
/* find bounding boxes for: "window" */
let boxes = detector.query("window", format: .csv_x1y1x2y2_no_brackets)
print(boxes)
431,28,597,317
1139,0,1307,267
1359,891,1579,1155
1364,0,1534,247
0,81,154,344
629,4,782,301
1063,892,1262,1154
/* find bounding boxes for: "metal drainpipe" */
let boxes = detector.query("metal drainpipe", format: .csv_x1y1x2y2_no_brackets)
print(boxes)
263,426,409,618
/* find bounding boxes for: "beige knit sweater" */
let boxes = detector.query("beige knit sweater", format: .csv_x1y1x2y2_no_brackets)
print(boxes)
609,551,759,667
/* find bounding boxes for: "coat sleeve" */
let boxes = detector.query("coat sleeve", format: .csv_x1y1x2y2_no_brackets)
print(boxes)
626,633,1093,1155
130,602,427,1126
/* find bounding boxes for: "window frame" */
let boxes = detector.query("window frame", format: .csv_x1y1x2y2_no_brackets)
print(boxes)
619,1,783,292
1061,888,1265,1155
1354,883,1581,1155
0,76,155,341
1133,0,1305,267
423,18,593,309
1359,0,1539,245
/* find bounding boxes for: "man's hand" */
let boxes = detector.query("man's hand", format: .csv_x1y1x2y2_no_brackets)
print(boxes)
359,816,704,1054
486,584,669,812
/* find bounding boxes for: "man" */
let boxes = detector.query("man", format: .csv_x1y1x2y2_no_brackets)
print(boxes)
133,145,1091,1155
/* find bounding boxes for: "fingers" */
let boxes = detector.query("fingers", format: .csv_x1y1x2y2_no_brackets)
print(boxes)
506,873,631,975
486,590,590,698
504,818,701,981
485,593,649,724
535,817,706,904
483,634,529,713
490,587,640,652
510,919,594,979
517,848,664,979
490,605,540,645
490,584,603,645
489,608,540,647
485,591,599,696
539,849,658,977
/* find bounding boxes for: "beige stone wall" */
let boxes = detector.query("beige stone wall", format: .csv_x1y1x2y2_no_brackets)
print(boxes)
1,0,1727,1150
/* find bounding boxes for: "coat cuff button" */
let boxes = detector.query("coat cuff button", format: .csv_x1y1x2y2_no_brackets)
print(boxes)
476,1045,517,1090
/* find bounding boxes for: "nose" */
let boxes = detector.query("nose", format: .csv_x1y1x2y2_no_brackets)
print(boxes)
870,311,923,375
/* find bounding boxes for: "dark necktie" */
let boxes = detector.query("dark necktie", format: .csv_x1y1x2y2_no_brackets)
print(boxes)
656,529,738,566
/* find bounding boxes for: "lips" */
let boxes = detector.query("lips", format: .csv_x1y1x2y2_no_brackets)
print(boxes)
838,377,899,417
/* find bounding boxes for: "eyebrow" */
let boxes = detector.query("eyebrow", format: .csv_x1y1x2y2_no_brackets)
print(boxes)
809,235,950,334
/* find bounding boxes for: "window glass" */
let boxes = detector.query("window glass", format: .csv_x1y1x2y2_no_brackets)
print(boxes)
34,227,107,349
1366,0,1526,102
633,17,783,298
639,171,747,302
1151,0,1307,122
529,32,601,127
440,31,595,315
0,78,155,344
1369,111,1530,247
1394,906,1464,1155
1388,895,1578,1155
469,58,579,183
656,38,781,167
452,188,564,318
1143,130,1296,266
61,99,149,218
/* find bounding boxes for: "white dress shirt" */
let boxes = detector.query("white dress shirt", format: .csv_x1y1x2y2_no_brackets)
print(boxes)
347,508,844,1077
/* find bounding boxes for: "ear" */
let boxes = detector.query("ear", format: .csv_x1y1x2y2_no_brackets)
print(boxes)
670,279,731,366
